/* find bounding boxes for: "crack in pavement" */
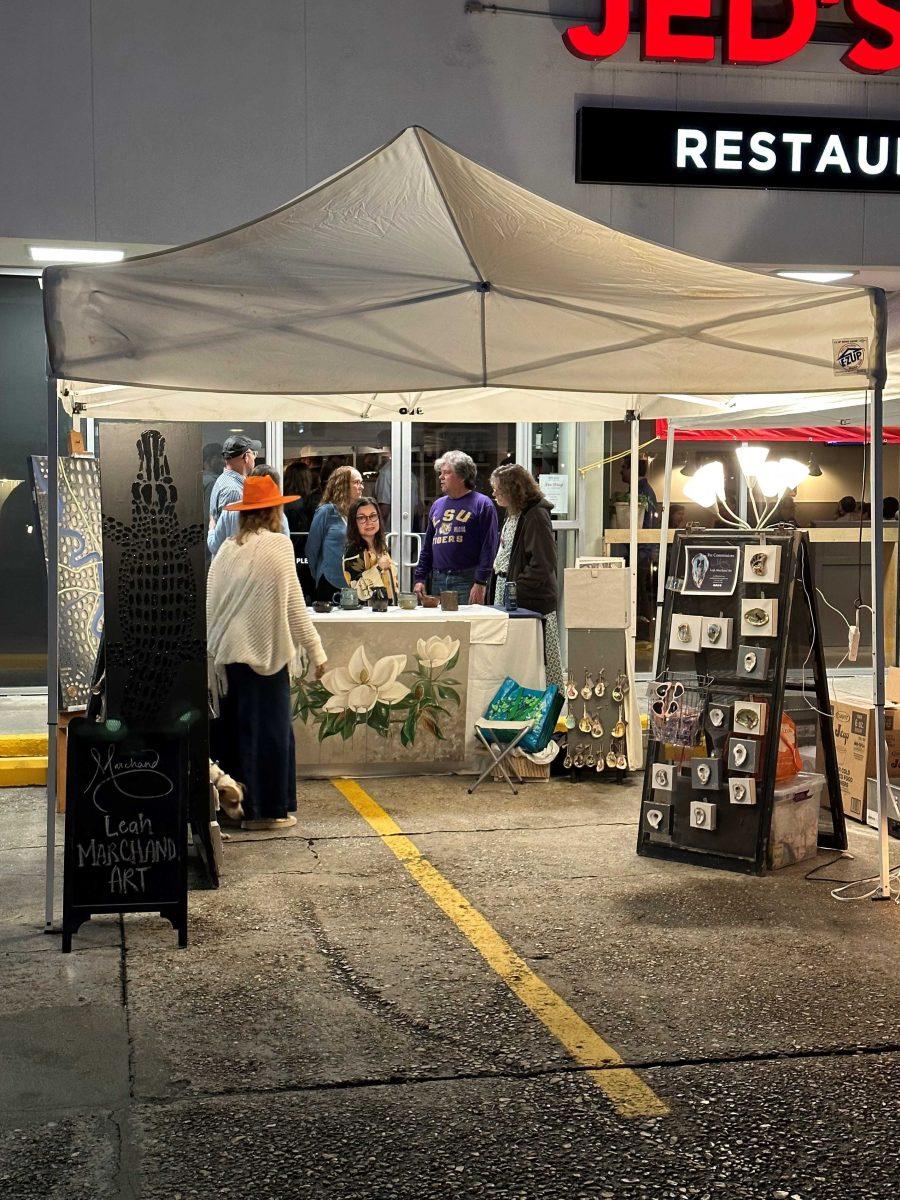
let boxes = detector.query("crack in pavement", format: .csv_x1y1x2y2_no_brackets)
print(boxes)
131,1039,900,1109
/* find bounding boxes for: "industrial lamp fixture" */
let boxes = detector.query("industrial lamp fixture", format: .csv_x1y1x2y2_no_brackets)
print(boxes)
683,448,808,530
806,450,823,477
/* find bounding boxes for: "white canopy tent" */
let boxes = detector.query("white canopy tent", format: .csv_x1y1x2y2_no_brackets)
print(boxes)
40,126,891,915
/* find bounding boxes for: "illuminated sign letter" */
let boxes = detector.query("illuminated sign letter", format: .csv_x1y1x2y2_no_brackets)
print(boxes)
842,0,900,73
562,0,630,60
642,0,716,62
724,0,817,65
676,128,708,168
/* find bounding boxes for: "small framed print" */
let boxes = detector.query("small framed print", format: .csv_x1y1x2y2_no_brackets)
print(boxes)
741,598,778,638
643,802,673,839
681,545,740,596
690,757,722,790
651,762,674,793
736,644,770,681
742,543,782,585
728,737,759,773
689,800,717,831
700,616,733,650
729,777,757,806
670,613,703,653
733,700,766,737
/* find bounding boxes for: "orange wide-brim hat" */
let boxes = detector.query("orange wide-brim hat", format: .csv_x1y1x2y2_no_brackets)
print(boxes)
225,474,300,512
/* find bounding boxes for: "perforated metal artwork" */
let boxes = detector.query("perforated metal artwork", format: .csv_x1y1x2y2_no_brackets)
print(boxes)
29,455,104,710
101,428,205,724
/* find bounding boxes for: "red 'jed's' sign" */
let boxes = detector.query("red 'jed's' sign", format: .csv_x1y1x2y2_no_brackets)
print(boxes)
563,0,900,74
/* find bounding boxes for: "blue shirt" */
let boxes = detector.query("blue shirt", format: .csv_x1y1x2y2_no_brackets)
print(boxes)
306,503,348,590
208,467,245,522
207,507,291,557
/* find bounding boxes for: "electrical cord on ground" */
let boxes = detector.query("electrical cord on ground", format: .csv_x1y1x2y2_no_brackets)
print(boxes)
805,850,900,901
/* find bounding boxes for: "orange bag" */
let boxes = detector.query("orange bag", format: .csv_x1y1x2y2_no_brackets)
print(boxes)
776,712,803,781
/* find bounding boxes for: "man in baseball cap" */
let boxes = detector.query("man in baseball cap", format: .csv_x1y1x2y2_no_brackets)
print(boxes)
208,434,263,527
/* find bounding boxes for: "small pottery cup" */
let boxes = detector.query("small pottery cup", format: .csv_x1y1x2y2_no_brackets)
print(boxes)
440,591,459,612
398,592,418,611
313,600,333,614
333,588,360,610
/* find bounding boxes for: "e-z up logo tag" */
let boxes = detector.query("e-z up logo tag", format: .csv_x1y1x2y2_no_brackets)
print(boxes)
833,338,869,375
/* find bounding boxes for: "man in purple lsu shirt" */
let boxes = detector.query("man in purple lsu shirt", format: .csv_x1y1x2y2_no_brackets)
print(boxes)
414,450,499,605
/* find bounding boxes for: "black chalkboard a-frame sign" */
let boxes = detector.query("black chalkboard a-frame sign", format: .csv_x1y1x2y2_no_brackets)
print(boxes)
62,718,188,952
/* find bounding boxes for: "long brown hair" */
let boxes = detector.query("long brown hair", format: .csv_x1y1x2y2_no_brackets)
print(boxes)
320,465,359,516
345,497,387,560
235,464,284,544
491,463,544,515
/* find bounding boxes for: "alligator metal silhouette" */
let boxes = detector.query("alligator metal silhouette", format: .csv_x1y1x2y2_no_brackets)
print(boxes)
103,430,204,723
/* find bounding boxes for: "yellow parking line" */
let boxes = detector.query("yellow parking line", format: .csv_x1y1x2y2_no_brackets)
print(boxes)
331,778,669,1120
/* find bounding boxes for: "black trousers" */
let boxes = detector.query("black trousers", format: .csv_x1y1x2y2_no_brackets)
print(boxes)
210,663,297,820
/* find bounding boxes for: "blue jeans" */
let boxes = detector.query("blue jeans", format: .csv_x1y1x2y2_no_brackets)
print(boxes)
432,568,477,604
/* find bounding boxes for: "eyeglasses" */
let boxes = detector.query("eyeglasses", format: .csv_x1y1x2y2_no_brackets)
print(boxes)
357,513,379,523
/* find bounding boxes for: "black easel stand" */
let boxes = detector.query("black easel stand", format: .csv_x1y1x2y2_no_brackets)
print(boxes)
638,528,845,875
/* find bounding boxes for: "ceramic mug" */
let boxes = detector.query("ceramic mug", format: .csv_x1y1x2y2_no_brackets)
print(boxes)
370,587,389,613
333,587,360,610
440,591,459,612
398,592,418,610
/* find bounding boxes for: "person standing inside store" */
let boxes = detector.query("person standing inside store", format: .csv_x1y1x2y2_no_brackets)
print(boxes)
414,450,498,605
343,496,400,602
207,464,292,558
208,434,262,524
202,442,223,522
206,473,327,830
307,465,364,600
490,464,563,690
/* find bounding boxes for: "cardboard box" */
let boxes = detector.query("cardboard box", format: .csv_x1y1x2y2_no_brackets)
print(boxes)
830,700,900,822
886,668,900,704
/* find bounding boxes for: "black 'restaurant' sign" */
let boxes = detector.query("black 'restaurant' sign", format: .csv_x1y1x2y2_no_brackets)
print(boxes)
62,719,188,951
577,106,900,193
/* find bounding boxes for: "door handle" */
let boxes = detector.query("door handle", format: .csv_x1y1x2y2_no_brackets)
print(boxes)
403,532,422,568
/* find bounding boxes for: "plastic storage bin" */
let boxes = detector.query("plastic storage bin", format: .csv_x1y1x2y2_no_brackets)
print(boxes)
768,771,825,870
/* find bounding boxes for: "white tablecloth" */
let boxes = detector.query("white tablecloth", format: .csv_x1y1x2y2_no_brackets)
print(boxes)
298,606,546,776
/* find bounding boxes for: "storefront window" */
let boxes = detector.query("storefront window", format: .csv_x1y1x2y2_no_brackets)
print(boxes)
604,423,896,672
0,276,71,690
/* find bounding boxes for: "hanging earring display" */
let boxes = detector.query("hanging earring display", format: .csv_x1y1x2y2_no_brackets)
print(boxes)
585,748,596,769
591,712,604,739
564,710,576,731
581,672,593,700
563,748,573,770
612,700,626,740
578,704,592,734
606,745,618,769
615,740,628,771
742,543,782,585
565,672,578,702
594,669,606,699
573,744,585,769
740,598,778,638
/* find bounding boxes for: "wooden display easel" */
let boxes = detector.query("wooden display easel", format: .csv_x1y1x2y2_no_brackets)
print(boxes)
637,528,846,874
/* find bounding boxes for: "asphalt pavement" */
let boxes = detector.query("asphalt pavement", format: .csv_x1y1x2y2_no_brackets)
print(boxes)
2,772,899,1200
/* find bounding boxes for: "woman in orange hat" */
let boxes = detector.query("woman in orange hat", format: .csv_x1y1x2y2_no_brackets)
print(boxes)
207,471,328,830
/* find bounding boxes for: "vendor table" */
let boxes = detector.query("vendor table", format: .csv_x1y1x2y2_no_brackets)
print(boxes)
292,606,546,777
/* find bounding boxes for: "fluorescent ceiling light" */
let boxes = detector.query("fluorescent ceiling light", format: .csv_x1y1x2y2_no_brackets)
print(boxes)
28,246,124,264
775,270,856,284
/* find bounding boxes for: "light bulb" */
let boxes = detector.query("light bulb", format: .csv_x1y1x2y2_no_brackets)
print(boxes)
735,446,769,480
777,457,809,490
683,461,726,509
755,461,786,498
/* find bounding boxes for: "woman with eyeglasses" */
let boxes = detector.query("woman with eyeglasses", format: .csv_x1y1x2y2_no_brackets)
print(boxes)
343,496,399,602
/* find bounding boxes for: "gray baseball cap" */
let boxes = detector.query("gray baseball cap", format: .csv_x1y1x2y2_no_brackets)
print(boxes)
222,434,262,458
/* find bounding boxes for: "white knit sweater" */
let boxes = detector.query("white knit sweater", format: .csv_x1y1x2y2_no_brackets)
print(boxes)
206,531,326,685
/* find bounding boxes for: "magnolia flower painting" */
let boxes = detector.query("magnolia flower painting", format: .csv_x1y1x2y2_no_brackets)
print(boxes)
292,633,463,747
321,648,410,714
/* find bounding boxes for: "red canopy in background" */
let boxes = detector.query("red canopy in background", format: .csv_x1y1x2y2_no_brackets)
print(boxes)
654,421,900,443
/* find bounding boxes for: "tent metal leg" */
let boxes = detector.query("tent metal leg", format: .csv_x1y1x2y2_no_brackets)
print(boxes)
651,421,675,676
628,411,639,664
870,382,892,899
45,376,59,930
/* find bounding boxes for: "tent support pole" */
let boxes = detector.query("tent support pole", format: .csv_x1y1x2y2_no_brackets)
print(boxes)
628,412,639,664
651,421,675,676
871,380,892,899
45,375,59,930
